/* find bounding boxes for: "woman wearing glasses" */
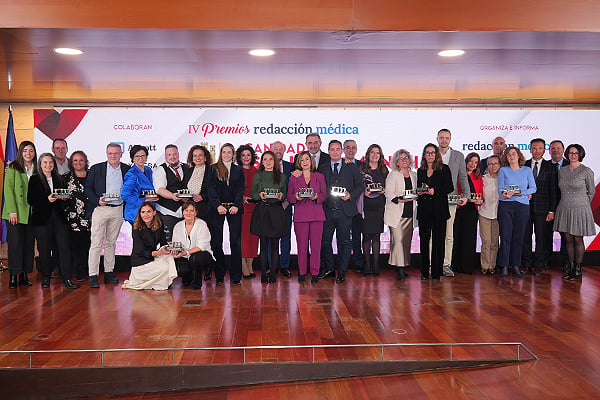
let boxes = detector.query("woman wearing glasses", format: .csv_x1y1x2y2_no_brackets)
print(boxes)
479,154,501,274
554,144,595,281
121,145,155,224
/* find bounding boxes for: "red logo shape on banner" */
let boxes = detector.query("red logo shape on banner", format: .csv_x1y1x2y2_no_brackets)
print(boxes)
34,109,89,140
585,182,600,250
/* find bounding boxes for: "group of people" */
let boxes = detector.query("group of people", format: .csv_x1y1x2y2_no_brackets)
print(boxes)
2,130,595,290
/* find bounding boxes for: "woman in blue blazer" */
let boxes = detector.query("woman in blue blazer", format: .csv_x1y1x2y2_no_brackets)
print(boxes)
121,145,155,224
206,143,244,284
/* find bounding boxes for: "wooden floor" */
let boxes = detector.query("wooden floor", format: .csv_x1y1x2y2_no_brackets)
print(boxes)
1,265,600,399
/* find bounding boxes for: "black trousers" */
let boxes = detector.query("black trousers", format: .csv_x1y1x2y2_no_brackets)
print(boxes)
351,214,364,269
7,222,35,275
32,211,72,280
175,251,213,286
159,213,183,242
419,218,447,279
208,212,242,282
70,230,91,279
451,205,479,274
522,213,552,269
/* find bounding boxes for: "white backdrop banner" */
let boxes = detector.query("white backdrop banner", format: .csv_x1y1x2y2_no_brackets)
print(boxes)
34,108,600,255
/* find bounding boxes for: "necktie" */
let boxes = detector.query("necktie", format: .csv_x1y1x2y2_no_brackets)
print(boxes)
533,161,539,178
334,162,339,176
171,165,181,181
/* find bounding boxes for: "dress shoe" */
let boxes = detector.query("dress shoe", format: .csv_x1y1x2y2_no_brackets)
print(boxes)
9,275,18,289
63,279,79,289
335,274,346,283
500,267,509,277
204,268,213,281
281,269,292,277
261,275,269,284
231,280,241,285
317,270,335,280
249,272,256,278
363,270,373,277
298,274,306,282
41,278,50,288
104,271,119,284
311,276,319,283
89,275,100,288
19,273,32,286
567,263,582,281
268,275,276,284
420,275,429,280
243,274,253,279
512,267,524,278
432,277,441,281
396,268,406,281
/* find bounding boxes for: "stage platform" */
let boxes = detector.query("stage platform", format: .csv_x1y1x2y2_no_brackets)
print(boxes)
0,266,599,399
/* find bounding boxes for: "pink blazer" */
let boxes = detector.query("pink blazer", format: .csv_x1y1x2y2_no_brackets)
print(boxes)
287,172,326,223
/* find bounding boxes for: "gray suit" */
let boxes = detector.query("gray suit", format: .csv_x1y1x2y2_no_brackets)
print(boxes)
442,148,470,269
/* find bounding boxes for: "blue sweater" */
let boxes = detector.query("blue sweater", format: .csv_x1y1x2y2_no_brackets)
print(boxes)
497,166,537,205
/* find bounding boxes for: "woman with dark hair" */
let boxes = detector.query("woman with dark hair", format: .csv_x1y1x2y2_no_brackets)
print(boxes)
451,152,483,274
121,145,155,224
236,144,259,279
287,151,326,283
63,150,91,282
27,153,78,289
184,145,212,221
206,143,244,284
416,144,454,281
2,141,37,288
122,202,177,290
497,146,537,278
171,201,214,289
554,144,595,281
361,144,388,276
251,151,289,283
384,149,416,281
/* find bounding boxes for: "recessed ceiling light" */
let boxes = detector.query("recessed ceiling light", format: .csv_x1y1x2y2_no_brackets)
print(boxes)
54,47,83,55
249,49,275,57
438,49,465,57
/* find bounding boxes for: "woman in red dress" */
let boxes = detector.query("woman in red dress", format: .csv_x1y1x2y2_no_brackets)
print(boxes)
236,144,259,279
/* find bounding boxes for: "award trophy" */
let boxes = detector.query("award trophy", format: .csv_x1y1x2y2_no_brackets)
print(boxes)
448,194,461,205
298,187,315,198
416,183,430,194
503,185,522,196
331,186,347,197
52,188,72,199
176,189,194,199
263,188,280,199
399,189,418,200
166,242,184,251
102,192,121,202
470,193,483,202
367,183,384,193
221,202,234,210
141,190,159,201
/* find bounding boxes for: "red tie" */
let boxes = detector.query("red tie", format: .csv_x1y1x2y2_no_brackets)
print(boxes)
172,165,181,181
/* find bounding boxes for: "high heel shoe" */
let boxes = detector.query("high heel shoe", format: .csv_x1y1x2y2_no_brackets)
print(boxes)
9,275,18,289
19,273,32,286
500,267,509,277
63,279,79,289
512,267,523,278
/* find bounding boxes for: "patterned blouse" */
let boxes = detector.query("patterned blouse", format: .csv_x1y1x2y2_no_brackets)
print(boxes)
63,171,90,232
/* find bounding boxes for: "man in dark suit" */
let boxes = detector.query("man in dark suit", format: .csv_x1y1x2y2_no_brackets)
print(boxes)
549,139,570,271
317,140,365,283
343,139,364,272
522,138,558,276
293,133,331,170
271,141,293,277
84,143,130,288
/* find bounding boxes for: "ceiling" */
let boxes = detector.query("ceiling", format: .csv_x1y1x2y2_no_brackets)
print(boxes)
1,1,600,105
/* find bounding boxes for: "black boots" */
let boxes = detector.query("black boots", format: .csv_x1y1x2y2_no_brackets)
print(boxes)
19,273,32,286
397,267,406,281
567,262,582,281
9,275,17,289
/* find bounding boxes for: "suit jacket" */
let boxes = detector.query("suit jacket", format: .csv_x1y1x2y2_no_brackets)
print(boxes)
416,164,454,221
287,171,326,222
121,165,155,223
444,149,471,198
206,164,245,213
182,165,211,221
384,169,417,228
525,158,557,215
552,158,570,204
84,161,130,219
293,151,331,171
27,174,68,226
2,166,31,224
131,225,167,267
317,160,364,217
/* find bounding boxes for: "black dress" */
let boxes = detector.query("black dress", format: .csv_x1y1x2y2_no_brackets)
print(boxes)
362,168,387,234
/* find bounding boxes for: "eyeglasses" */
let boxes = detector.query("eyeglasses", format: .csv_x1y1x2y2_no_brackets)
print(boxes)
399,157,410,161
133,154,147,159
425,151,436,155
487,162,500,166
568,152,579,155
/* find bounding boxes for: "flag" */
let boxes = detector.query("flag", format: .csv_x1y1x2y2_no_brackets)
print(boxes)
1,107,18,243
